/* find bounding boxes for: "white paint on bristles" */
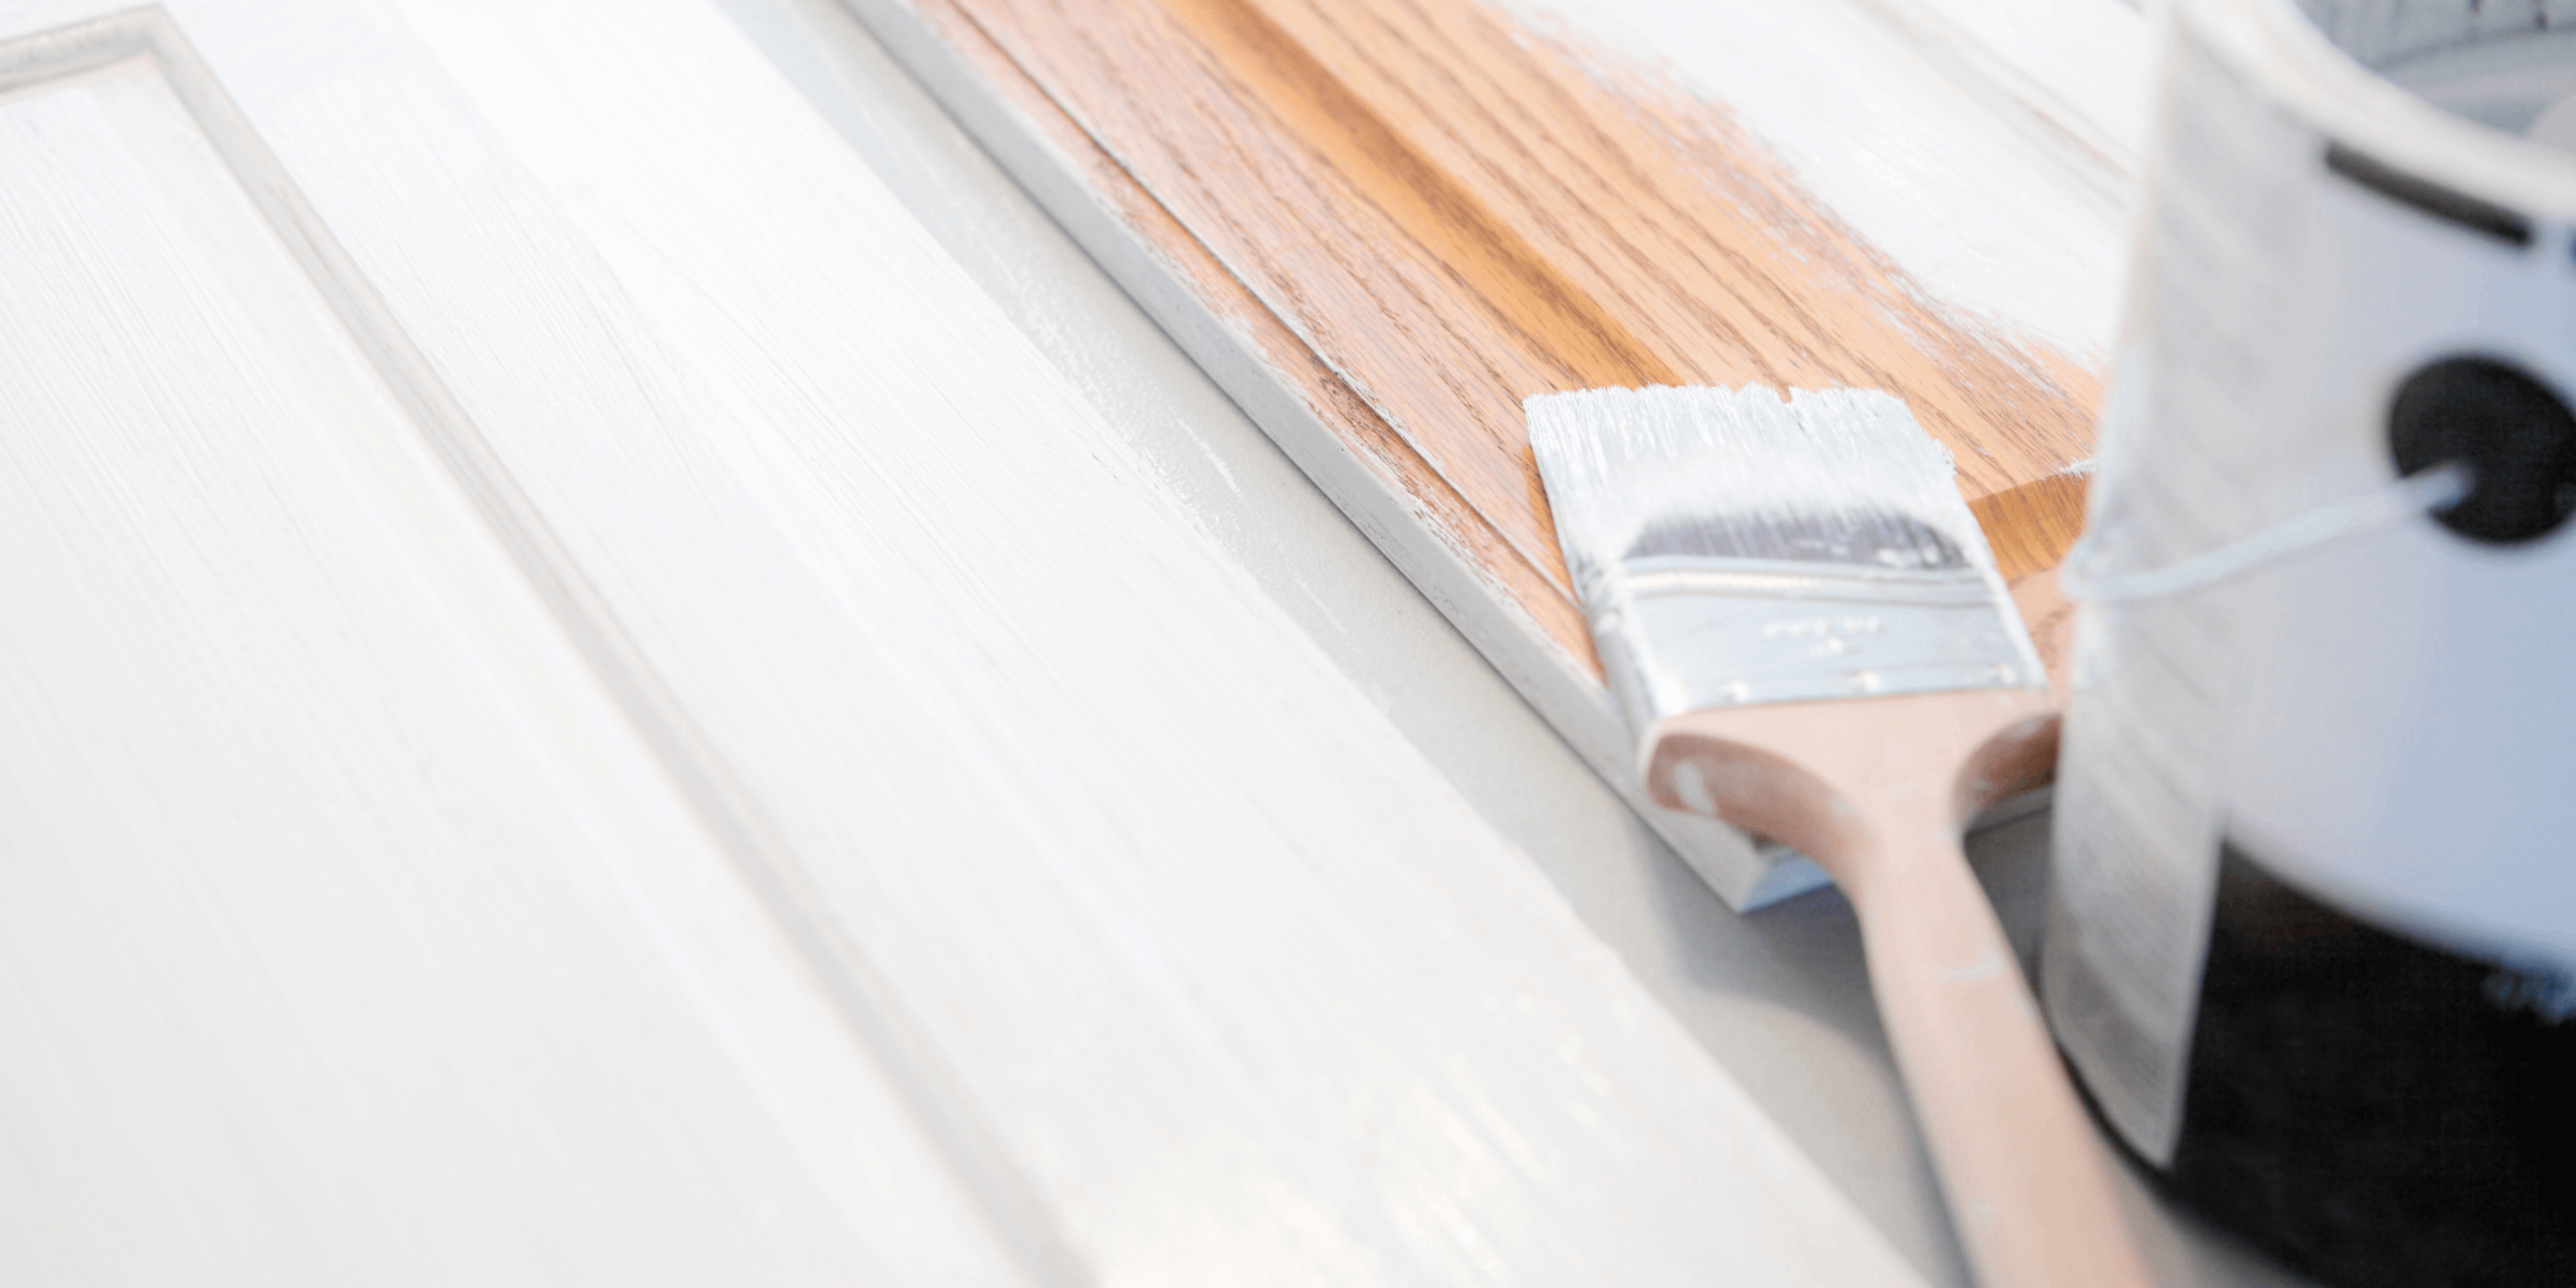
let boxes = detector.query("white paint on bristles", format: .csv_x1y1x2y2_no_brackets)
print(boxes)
1529,385,2035,721
0,1,1928,1284
1530,385,1996,595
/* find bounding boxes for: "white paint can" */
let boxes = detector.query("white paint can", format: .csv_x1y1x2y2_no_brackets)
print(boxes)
2043,2,2576,1283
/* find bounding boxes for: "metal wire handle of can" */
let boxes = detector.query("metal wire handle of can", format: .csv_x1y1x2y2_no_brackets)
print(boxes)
2058,461,2474,603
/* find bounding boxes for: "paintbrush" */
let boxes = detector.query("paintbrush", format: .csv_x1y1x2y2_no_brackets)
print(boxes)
1529,385,2151,1288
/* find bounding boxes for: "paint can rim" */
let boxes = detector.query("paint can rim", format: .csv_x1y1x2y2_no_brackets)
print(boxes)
2180,0,2576,217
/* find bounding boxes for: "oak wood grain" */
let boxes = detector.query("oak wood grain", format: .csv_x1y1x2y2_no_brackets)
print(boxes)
898,0,1599,661
915,0,2099,631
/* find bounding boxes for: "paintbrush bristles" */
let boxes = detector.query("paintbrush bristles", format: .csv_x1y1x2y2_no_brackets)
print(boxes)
1528,385,2042,730
1529,385,1999,601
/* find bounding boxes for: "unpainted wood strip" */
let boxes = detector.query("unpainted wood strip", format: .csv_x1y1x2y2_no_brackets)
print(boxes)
1973,472,2094,587
1202,0,2099,480
903,0,1594,663
953,0,1613,599
939,0,2101,585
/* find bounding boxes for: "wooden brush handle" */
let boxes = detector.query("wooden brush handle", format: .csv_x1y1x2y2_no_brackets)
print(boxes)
1853,811,2150,1288
1642,691,2153,1288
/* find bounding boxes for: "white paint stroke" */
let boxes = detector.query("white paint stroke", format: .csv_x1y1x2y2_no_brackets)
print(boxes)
1509,0,2149,362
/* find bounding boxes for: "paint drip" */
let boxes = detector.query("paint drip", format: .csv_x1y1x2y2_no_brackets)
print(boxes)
2044,3,2576,1285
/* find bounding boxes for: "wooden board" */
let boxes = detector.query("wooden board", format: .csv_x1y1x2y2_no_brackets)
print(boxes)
844,0,2139,904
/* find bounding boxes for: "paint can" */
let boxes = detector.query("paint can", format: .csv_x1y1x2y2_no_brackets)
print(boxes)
2042,2,2576,1284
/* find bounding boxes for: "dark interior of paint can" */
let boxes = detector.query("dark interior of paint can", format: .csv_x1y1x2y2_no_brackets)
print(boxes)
2148,846,2576,1288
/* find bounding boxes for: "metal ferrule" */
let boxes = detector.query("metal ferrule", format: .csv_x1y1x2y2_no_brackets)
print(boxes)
1588,556,2042,736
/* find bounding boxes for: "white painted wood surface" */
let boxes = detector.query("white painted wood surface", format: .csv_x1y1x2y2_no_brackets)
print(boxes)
0,16,1013,1281
0,2,1947,1283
